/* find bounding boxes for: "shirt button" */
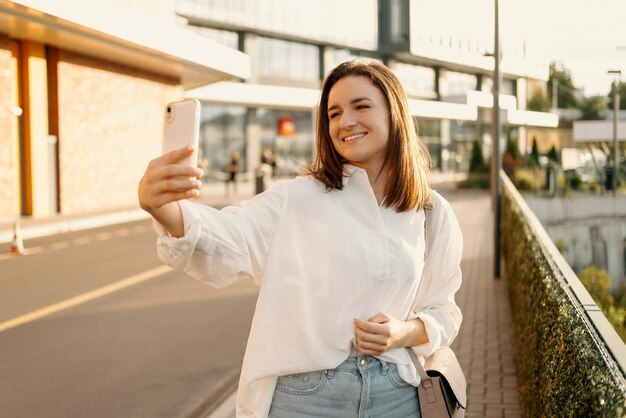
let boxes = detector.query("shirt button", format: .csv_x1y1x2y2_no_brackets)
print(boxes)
360,359,366,366
380,272,388,279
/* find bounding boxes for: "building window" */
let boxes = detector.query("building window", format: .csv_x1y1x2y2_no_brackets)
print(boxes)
501,78,516,96
392,62,436,99
389,0,408,44
440,70,477,101
176,0,377,50
200,105,247,181
450,120,477,172
258,37,319,83
416,118,442,169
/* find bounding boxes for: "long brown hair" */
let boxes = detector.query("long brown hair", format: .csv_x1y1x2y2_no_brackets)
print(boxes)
307,59,432,212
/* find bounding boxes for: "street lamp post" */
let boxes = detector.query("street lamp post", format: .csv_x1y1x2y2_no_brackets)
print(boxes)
608,70,621,196
492,0,502,279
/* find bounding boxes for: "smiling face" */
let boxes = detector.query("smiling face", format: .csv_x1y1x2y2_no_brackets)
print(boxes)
327,75,390,174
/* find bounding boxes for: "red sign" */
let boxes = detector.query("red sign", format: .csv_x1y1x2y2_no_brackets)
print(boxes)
278,117,295,137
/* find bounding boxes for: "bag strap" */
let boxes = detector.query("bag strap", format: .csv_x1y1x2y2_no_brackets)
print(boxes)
409,203,434,381
407,344,430,381
409,199,468,409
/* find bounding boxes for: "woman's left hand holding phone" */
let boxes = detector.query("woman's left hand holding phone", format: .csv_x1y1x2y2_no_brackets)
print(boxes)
138,146,203,238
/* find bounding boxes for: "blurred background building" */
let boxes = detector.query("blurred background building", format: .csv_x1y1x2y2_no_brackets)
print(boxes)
0,0,557,221
181,0,558,180
0,0,249,219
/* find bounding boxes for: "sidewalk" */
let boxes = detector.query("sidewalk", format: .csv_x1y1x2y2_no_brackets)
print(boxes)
447,189,521,417
0,180,258,246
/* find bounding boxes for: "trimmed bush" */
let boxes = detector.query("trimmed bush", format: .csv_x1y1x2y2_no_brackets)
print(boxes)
458,173,490,189
501,177,626,417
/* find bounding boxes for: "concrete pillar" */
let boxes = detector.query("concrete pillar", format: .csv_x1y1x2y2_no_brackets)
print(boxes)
245,108,261,182
20,41,54,217
242,33,259,83
517,77,528,156
323,47,337,76
440,118,451,172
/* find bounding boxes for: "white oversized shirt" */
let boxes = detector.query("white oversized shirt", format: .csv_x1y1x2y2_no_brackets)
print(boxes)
154,164,463,418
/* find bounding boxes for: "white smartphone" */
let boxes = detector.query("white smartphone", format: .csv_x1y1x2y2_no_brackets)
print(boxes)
162,98,201,167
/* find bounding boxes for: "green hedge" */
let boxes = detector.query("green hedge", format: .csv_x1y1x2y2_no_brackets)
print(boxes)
501,181,626,417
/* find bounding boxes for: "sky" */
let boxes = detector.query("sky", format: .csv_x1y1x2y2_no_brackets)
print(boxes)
539,0,626,97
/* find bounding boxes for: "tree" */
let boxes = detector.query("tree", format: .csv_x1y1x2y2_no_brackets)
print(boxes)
528,137,540,168
548,62,579,109
547,145,559,164
527,88,551,112
580,95,607,120
469,138,488,173
503,134,524,175
506,134,522,160
607,81,626,110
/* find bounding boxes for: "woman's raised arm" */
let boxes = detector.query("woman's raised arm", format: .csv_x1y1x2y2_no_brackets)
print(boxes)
138,146,203,237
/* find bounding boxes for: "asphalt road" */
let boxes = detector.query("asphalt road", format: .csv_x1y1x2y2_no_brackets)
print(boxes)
0,219,258,418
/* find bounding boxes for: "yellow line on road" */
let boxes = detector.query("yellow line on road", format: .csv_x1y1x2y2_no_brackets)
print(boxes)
73,237,92,245
0,265,172,333
0,253,14,261
50,241,70,250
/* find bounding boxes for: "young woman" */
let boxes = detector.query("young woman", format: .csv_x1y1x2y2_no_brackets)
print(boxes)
138,59,463,418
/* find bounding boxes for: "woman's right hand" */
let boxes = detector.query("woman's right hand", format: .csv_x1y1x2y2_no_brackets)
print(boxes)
138,146,204,237
138,146,203,214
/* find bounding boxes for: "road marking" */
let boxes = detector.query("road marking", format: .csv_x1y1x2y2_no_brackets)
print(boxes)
95,232,113,241
0,253,15,261
50,241,70,250
115,228,131,237
26,246,43,254
0,265,172,333
73,237,92,245
131,225,147,233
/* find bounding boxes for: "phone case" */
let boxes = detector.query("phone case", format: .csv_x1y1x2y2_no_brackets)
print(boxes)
162,98,201,167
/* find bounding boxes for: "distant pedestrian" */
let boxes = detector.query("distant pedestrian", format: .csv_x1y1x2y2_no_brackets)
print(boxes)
261,149,277,178
138,59,463,417
225,150,240,197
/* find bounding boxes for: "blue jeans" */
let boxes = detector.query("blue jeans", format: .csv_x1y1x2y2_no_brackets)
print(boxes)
269,356,420,418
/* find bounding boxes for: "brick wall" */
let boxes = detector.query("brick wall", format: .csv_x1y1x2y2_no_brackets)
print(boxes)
55,50,182,214
0,34,17,220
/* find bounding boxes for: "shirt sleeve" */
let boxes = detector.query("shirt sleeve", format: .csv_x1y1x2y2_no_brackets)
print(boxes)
153,181,288,289
407,197,463,358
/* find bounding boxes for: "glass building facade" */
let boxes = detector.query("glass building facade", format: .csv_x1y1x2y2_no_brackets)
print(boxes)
199,105,247,180
177,0,377,50
177,0,551,178
257,37,320,84
392,62,437,99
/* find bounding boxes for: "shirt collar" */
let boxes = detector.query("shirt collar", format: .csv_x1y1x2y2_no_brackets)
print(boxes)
341,164,363,187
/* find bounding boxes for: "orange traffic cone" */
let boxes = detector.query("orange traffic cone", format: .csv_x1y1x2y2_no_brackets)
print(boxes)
9,222,25,255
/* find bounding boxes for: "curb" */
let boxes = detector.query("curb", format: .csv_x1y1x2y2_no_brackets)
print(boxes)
0,209,151,244
0,181,259,245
